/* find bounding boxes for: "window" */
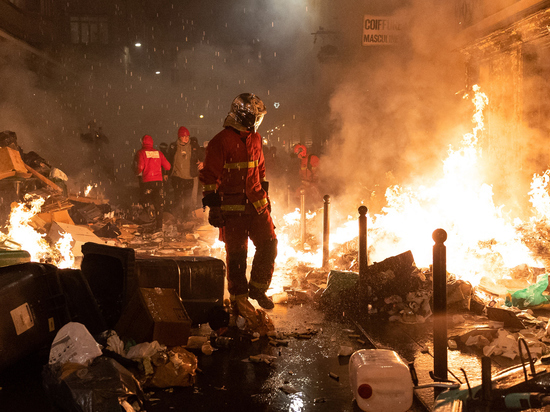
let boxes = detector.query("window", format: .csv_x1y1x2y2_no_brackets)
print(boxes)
70,17,109,44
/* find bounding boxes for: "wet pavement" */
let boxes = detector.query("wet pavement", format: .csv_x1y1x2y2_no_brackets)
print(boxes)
0,298,429,412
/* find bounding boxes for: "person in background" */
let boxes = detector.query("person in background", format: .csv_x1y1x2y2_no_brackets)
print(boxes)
200,93,278,318
159,142,170,161
169,126,200,224
190,137,205,210
135,134,171,232
293,143,321,209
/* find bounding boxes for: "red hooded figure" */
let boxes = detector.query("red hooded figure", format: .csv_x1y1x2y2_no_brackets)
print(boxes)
135,134,171,231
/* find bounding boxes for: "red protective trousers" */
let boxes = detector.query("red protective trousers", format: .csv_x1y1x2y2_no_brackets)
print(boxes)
220,206,277,298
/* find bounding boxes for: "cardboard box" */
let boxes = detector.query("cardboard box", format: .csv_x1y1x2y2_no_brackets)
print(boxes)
36,210,75,226
0,147,31,179
48,221,105,258
115,287,192,347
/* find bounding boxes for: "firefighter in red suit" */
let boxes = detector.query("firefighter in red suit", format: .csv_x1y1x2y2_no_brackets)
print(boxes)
200,93,277,311
135,134,171,231
293,143,321,208
294,144,319,183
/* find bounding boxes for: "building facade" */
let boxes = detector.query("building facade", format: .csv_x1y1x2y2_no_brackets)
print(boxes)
456,0,550,212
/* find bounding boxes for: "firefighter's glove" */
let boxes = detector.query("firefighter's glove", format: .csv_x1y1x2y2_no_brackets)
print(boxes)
208,206,225,228
261,181,269,194
202,192,222,208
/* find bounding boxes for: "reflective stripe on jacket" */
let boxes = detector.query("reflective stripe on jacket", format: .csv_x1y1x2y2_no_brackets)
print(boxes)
199,127,268,213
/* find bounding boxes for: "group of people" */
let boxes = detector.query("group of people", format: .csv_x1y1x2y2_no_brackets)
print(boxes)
135,93,278,317
134,126,205,231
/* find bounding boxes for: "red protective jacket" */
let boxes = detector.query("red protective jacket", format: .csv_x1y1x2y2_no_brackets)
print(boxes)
200,127,268,213
299,154,320,183
135,135,171,182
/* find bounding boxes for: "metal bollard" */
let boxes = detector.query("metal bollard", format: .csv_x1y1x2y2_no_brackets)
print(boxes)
322,195,331,268
300,189,306,247
358,206,368,293
287,184,291,211
432,228,448,398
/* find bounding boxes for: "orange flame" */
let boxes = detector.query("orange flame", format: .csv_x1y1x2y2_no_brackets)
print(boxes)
1,194,75,268
270,85,544,290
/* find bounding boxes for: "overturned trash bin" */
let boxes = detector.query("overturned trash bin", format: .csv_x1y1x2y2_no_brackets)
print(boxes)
80,243,226,328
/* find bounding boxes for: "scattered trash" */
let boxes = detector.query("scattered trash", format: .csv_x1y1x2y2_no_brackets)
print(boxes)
280,384,299,394
201,341,214,355
505,273,550,309
126,341,165,360
48,322,103,367
186,336,208,350
42,356,146,412
329,372,339,381
247,354,277,365
338,346,354,356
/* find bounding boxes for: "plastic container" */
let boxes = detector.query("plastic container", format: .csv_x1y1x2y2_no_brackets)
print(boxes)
349,349,413,412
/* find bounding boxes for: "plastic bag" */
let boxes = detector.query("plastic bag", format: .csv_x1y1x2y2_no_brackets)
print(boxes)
505,273,550,309
145,346,198,388
126,340,165,359
49,322,102,367
42,356,145,412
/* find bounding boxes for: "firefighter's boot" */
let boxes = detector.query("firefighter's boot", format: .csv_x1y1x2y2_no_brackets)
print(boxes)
249,239,277,310
249,286,274,310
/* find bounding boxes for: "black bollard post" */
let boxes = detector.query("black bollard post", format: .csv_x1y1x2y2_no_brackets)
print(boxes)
287,184,291,211
432,228,448,399
322,195,331,268
358,206,368,293
300,189,306,248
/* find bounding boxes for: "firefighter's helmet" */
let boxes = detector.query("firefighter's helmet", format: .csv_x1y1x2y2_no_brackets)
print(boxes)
227,93,267,132
294,144,307,159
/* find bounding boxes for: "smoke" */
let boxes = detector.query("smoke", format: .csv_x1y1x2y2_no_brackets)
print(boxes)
318,2,471,216
173,0,317,131
0,0,319,211
0,43,80,161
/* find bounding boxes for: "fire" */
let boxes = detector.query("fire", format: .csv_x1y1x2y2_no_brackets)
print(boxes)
84,184,97,197
365,85,541,286
54,233,75,269
529,170,550,220
272,85,544,290
1,194,75,268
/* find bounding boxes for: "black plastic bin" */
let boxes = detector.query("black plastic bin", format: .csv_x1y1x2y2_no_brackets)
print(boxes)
134,257,226,325
56,268,107,336
0,263,70,372
80,243,226,327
